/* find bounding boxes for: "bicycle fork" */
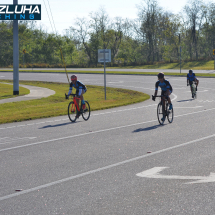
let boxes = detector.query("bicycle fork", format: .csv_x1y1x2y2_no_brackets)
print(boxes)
71,104,74,113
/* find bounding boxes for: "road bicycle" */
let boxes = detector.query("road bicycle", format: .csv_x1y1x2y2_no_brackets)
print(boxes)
152,95,173,125
66,93,90,122
188,81,197,99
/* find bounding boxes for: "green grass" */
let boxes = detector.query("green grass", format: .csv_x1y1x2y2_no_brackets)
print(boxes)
0,80,150,124
1,59,215,77
0,82,30,100
110,60,215,70
1,60,214,71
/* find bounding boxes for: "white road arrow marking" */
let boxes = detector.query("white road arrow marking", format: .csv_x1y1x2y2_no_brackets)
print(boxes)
136,167,215,184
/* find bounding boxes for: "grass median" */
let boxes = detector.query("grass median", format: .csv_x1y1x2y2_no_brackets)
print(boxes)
2,70,215,78
0,80,150,124
0,82,30,99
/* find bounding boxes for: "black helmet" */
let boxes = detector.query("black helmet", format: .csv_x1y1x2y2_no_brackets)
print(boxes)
189,70,193,73
157,73,164,79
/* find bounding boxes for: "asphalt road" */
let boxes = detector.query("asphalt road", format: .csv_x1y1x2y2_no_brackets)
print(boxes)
1,72,215,214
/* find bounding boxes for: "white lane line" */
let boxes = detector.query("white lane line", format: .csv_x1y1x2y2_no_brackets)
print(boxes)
185,90,208,93
1,133,215,201
0,104,157,130
0,93,178,130
0,119,157,152
0,137,36,145
174,106,203,109
1,105,215,153
93,104,156,116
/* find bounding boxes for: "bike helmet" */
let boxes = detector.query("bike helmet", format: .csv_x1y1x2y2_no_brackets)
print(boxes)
189,69,193,74
71,75,77,81
157,72,164,79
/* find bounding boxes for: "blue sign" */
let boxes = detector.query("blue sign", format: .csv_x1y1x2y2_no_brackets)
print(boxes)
0,5,41,20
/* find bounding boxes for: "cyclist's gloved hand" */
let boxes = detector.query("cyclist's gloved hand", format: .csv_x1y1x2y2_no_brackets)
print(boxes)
187,83,189,86
152,96,155,101
65,93,68,99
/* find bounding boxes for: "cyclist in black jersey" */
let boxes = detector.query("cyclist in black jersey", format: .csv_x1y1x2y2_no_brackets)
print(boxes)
66,75,87,118
152,73,173,120
187,70,199,96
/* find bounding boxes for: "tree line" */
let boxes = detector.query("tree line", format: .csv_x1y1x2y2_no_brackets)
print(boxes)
0,0,214,68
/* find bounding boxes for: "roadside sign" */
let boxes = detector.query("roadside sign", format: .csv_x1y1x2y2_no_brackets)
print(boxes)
98,49,111,100
98,49,111,63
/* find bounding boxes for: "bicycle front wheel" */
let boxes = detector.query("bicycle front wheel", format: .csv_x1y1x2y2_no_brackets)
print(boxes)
68,102,77,122
191,85,196,99
167,104,174,123
81,101,90,121
157,102,165,125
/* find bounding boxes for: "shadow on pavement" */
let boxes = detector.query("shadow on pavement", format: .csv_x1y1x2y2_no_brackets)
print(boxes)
39,121,79,129
133,124,165,132
177,99,193,102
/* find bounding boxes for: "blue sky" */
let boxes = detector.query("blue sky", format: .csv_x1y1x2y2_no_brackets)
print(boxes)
2,0,197,35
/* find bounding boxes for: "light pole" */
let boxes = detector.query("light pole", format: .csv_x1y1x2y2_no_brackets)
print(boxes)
179,34,181,74
13,0,19,95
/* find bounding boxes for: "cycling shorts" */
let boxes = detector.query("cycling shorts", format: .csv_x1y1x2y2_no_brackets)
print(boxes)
161,90,172,96
189,80,197,86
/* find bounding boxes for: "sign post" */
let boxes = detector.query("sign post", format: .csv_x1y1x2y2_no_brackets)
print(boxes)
179,34,181,74
13,0,19,95
98,49,111,100
180,46,182,74
23,49,26,68
213,49,215,70
8,2,41,95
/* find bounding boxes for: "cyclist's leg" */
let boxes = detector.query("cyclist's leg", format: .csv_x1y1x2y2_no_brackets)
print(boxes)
189,81,193,94
165,90,173,110
165,90,171,103
80,89,86,109
161,91,166,121
75,89,82,117
195,78,199,90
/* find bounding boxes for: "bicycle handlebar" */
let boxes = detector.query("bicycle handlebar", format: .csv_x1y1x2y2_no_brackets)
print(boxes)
152,95,168,98
65,93,81,99
152,95,169,101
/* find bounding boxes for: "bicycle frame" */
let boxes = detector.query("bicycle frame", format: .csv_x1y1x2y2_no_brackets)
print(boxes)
152,94,173,124
69,94,81,112
67,93,91,122
156,95,168,105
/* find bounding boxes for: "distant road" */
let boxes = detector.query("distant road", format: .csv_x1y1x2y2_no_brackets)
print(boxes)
0,68,215,73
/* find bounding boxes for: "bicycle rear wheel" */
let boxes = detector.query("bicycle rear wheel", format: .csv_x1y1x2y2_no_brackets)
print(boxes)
191,84,196,99
68,102,77,122
81,101,90,121
167,104,174,123
157,102,165,125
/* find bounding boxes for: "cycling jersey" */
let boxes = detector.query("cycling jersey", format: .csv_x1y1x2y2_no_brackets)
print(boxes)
68,80,87,95
155,80,172,92
187,73,196,82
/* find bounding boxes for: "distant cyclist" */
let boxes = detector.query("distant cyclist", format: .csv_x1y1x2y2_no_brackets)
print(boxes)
152,73,173,118
66,75,87,118
187,70,199,97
